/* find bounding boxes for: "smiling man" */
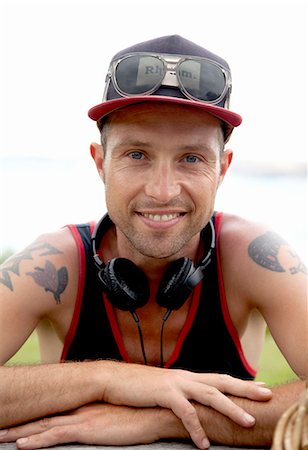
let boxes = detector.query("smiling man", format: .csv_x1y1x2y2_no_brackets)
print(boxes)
0,35,306,450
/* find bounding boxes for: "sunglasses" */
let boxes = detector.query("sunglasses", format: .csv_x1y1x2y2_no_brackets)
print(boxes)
104,52,232,106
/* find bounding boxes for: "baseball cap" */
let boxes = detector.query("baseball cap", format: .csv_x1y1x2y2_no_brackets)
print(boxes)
88,35,242,140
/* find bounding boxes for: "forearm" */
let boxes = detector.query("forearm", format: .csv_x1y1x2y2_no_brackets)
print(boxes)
127,380,306,446
181,380,305,446
0,361,108,427
1,381,305,449
2,364,298,450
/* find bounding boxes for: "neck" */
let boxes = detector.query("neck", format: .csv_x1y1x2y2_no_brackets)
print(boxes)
114,228,201,283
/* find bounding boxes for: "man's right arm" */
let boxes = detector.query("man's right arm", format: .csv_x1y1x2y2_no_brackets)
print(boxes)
0,228,78,365
0,362,106,426
0,230,96,423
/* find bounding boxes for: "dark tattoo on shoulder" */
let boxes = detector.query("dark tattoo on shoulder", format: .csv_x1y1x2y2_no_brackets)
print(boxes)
0,242,65,300
248,231,307,275
27,261,68,304
288,250,307,275
248,231,286,272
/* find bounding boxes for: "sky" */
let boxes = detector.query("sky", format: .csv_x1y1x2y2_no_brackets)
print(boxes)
0,0,307,253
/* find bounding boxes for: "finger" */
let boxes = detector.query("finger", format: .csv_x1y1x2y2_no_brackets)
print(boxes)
193,384,256,427
1,415,79,442
198,374,272,400
16,424,80,450
170,397,210,449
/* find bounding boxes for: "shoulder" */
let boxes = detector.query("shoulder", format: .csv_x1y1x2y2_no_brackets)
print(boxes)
217,212,294,303
218,212,306,275
217,212,270,261
0,225,81,315
22,225,80,275
218,212,268,238
216,213,268,303
0,224,88,363
217,212,307,306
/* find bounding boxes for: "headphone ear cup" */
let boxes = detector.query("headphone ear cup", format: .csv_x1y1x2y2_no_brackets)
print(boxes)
99,258,150,311
156,257,195,310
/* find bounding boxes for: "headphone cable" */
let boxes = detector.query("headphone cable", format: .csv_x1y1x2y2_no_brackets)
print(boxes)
130,310,148,365
160,309,172,368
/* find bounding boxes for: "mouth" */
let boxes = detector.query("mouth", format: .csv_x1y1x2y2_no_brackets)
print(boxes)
136,211,187,229
140,212,184,222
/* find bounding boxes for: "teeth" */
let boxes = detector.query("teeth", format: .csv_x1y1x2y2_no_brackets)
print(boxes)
142,213,179,221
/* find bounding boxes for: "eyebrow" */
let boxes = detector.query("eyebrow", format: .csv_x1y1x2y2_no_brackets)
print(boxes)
110,139,215,153
109,139,152,152
123,139,152,147
180,144,217,154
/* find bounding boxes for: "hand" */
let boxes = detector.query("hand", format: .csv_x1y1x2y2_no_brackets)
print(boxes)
0,403,167,449
99,362,272,449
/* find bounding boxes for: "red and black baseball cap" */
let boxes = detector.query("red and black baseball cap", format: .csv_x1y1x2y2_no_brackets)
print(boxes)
88,35,242,140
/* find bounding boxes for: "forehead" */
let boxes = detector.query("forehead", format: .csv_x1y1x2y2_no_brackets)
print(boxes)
100,103,224,158
104,102,223,139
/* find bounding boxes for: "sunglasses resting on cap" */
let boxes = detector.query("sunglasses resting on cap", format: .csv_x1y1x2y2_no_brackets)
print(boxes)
88,35,242,141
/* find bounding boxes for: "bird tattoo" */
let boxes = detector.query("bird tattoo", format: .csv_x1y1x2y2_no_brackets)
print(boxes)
27,260,68,304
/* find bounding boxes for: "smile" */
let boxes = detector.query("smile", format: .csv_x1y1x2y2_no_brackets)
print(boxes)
140,213,183,222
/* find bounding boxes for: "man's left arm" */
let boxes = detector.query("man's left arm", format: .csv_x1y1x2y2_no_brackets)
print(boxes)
245,227,307,378
196,379,306,447
220,215,307,379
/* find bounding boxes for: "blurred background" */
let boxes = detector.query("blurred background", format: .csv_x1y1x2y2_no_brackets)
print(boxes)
1,0,307,384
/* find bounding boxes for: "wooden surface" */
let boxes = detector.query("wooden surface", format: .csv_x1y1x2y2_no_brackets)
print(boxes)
0,442,268,449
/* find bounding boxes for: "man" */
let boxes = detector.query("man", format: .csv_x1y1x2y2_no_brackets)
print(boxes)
0,35,306,449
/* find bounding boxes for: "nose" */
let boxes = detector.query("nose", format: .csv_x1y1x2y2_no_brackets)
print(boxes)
144,161,181,203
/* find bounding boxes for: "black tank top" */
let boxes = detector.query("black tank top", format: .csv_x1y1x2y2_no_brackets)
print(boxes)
61,212,256,380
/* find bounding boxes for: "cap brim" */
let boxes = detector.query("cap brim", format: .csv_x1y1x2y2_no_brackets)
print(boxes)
88,96,242,129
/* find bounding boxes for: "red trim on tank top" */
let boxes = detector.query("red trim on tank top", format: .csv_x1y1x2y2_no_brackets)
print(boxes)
165,282,202,368
102,285,202,367
60,222,96,362
103,294,131,362
215,212,257,377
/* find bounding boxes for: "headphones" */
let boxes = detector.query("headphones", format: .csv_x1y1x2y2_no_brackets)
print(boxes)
92,214,215,312
91,214,215,365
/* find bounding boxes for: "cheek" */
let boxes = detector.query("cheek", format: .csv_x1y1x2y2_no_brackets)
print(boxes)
189,168,221,204
104,171,140,204
195,164,221,189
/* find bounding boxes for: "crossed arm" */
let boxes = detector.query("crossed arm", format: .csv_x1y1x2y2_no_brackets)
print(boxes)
0,360,306,449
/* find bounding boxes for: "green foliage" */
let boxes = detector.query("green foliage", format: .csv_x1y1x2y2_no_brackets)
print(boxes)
256,332,297,385
7,332,40,365
0,248,15,265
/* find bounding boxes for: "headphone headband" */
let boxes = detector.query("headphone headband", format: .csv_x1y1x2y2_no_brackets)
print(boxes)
91,214,114,269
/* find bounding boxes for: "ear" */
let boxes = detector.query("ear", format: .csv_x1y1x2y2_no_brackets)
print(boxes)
90,143,105,181
218,148,233,186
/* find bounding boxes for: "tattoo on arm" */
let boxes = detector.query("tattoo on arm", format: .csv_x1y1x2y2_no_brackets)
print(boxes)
248,231,286,272
288,250,307,275
0,242,68,303
27,261,68,304
248,231,307,275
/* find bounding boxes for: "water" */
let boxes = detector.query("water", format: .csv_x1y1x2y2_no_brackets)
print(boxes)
0,157,307,263
216,170,307,261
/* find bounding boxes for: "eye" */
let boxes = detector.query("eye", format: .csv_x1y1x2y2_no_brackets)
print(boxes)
183,154,201,164
128,151,145,160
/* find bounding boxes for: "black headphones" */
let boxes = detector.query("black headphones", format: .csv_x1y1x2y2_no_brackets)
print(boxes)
91,214,215,366
92,214,215,313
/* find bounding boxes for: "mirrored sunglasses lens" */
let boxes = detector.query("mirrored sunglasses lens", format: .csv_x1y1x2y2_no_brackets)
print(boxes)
178,60,226,101
115,56,165,95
